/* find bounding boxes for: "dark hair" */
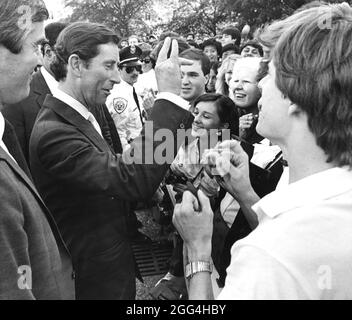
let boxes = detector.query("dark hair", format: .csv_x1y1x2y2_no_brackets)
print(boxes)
194,93,239,136
159,31,180,41
222,42,240,55
240,40,264,57
201,38,222,56
186,40,200,49
179,48,211,76
210,62,220,74
51,22,119,81
41,22,67,56
222,27,241,46
0,0,49,54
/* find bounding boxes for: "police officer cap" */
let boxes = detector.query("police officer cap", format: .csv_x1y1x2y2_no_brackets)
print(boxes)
119,45,142,66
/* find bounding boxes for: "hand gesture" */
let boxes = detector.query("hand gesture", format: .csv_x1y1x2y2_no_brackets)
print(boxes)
239,113,256,131
155,37,193,95
142,90,155,111
173,190,213,260
202,140,252,201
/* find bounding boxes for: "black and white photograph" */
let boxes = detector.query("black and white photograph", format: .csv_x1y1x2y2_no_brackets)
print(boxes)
0,0,352,304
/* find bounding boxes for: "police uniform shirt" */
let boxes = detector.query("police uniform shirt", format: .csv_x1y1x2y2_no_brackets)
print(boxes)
106,79,145,150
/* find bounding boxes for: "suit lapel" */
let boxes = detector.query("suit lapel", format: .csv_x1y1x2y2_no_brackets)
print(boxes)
0,147,46,207
32,70,51,111
0,147,72,257
2,120,32,179
44,95,112,153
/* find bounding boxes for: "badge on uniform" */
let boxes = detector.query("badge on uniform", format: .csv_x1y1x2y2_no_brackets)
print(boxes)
113,98,128,114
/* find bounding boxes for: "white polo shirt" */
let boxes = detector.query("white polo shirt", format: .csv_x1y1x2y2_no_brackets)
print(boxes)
218,167,352,300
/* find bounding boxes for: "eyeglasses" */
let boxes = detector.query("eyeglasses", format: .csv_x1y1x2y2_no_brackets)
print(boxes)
123,65,142,74
141,59,151,64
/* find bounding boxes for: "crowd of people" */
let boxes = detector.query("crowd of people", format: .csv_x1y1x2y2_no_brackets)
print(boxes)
1,0,352,301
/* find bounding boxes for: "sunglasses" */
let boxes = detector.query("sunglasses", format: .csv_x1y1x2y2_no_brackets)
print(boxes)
123,65,142,74
141,59,151,64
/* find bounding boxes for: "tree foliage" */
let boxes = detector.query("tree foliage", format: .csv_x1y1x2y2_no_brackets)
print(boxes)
161,0,231,35
162,0,350,35
64,0,152,37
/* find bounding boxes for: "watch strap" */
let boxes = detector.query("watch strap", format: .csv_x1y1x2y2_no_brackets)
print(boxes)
185,261,213,279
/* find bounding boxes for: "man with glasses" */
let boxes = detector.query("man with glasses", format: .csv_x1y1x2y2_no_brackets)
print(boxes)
106,45,145,151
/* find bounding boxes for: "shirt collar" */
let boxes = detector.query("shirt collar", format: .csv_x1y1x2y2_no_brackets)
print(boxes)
120,79,133,90
41,67,58,94
253,167,352,219
0,112,5,142
53,88,91,121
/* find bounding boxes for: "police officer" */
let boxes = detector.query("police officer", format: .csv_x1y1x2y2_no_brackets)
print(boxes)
106,45,145,150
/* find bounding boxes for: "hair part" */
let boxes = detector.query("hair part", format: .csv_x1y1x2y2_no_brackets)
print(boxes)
51,22,119,82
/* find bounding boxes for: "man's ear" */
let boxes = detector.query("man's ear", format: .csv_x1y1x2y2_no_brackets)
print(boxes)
44,44,53,59
204,74,210,85
67,54,83,78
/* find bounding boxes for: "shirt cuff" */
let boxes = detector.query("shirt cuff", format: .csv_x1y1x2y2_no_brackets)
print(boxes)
155,92,190,111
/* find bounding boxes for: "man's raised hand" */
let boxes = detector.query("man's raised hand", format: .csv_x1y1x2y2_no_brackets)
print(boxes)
155,37,193,95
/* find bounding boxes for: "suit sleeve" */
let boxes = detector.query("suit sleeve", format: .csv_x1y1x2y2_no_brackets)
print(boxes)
0,165,36,300
34,99,194,202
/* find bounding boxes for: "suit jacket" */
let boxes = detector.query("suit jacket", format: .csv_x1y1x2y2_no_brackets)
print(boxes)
0,121,74,300
91,104,123,154
2,70,50,163
29,95,193,299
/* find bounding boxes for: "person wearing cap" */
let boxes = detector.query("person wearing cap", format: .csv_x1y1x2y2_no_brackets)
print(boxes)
240,40,264,58
106,45,145,151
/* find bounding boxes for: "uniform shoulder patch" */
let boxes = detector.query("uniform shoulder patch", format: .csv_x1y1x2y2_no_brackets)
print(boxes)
113,98,128,114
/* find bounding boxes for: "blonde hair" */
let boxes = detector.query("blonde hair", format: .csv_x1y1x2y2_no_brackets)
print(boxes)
216,54,240,96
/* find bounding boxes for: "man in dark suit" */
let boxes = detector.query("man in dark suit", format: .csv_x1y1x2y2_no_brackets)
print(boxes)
0,0,74,300
2,22,67,163
29,22,194,300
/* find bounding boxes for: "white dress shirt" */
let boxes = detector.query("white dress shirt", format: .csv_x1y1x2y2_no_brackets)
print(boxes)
53,89,102,137
218,167,352,300
40,67,58,94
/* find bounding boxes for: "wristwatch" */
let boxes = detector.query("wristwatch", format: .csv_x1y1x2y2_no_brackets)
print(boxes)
185,261,213,280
